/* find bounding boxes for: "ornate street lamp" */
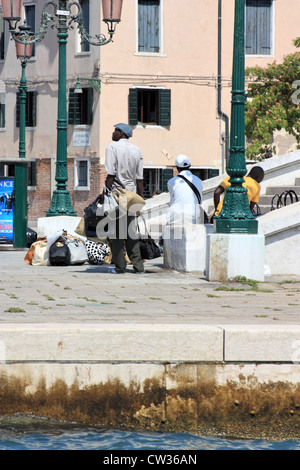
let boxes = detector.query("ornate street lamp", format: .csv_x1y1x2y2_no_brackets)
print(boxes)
13,24,34,247
215,0,258,234
1,0,123,217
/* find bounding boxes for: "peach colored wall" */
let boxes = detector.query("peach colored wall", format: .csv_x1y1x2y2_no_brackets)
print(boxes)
1,0,299,174
99,0,300,171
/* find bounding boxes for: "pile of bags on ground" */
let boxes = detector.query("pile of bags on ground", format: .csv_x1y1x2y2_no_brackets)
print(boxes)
25,229,110,267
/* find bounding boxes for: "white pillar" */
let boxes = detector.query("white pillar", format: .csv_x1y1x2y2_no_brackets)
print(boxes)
163,224,214,274
206,233,265,282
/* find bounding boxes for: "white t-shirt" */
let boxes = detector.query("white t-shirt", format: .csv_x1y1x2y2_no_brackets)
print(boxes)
105,139,143,192
166,170,203,225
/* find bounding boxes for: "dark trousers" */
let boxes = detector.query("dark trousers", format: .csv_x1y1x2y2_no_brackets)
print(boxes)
109,209,144,273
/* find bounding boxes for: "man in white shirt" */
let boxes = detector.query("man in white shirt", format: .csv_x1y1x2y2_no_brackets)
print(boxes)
104,123,144,274
166,154,203,225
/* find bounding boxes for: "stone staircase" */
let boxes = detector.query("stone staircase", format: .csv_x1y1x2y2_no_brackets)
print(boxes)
258,177,300,214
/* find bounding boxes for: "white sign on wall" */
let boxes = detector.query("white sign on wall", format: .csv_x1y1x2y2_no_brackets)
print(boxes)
73,131,91,147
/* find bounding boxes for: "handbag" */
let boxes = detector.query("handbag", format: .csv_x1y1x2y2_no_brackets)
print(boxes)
62,233,88,265
137,215,161,260
85,239,110,265
24,237,48,265
84,188,118,237
84,193,104,237
26,227,37,248
49,237,71,266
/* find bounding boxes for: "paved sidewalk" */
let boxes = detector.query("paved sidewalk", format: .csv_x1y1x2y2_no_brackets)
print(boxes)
1,249,300,325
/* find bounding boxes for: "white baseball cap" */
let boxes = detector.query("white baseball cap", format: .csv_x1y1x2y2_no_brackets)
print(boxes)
175,154,191,168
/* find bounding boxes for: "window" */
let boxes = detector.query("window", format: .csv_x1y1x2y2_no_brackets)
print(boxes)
245,0,273,55
77,0,90,53
68,87,93,125
16,91,37,127
24,4,36,57
74,159,90,190
143,168,173,198
190,168,219,181
0,83,5,128
138,0,161,53
0,161,36,187
27,160,37,187
0,7,5,60
129,88,171,126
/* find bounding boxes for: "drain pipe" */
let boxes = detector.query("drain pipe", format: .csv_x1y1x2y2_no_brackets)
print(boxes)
218,0,229,172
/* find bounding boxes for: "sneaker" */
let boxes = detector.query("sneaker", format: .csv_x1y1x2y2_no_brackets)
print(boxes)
133,269,145,274
108,268,125,274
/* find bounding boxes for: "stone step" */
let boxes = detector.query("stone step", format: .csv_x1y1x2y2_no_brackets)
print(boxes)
265,186,300,196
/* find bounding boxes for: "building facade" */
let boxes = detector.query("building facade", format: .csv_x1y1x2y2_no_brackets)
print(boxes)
0,0,299,222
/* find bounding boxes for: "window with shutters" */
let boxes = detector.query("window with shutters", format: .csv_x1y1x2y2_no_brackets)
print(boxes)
27,160,37,187
138,0,161,54
68,87,93,126
245,0,273,55
0,162,36,187
0,7,5,60
16,91,37,128
74,159,90,190
129,88,171,126
142,168,173,199
0,90,5,128
24,4,36,57
77,0,90,53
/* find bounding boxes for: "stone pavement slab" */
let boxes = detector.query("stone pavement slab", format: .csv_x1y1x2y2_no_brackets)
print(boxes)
1,250,300,325
1,250,300,364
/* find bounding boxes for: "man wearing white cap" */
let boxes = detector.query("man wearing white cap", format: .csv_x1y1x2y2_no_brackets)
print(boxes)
104,123,145,274
166,154,204,225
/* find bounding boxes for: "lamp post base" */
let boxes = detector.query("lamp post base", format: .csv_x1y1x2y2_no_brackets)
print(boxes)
215,218,258,234
46,189,77,217
206,233,265,282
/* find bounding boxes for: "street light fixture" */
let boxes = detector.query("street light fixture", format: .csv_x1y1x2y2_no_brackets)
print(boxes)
74,76,102,94
13,23,34,247
215,0,257,234
1,0,123,217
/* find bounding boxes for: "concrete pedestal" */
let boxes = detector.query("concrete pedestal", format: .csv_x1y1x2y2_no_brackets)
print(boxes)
37,216,82,238
206,233,265,282
163,224,214,273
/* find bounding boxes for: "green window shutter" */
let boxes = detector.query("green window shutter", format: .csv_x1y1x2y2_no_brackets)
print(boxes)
28,160,37,186
31,91,37,127
128,88,138,125
68,88,81,125
158,89,171,126
208,169,219,178
16,91,37,127
86,87,93,125
161,168,173,192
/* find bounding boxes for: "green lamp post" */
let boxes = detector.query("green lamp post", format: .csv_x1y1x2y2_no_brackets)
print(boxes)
12,24,33,248
215,0,258,234
1,0,123,218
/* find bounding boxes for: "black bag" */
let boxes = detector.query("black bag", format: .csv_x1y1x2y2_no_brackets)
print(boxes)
26,227,37,247
84,194,104,237
137,215,161,260
49,237,71,266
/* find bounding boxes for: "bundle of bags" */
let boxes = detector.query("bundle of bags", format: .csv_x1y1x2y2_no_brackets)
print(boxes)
24,230,110,267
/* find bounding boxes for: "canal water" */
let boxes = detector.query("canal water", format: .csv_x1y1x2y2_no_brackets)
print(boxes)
0,426,299,450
